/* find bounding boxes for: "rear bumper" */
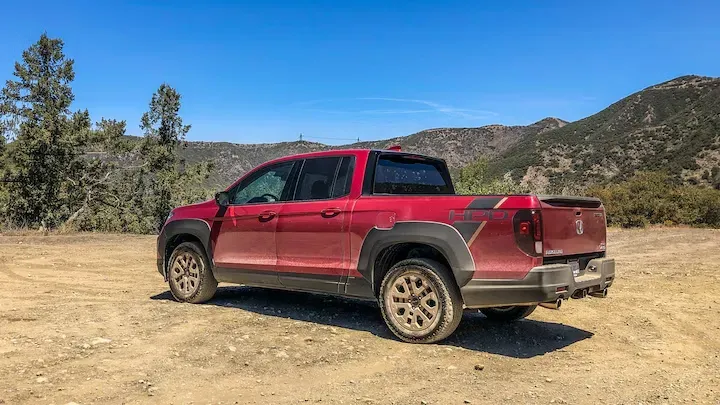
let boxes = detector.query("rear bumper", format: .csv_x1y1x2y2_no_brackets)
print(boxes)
460,258,615,308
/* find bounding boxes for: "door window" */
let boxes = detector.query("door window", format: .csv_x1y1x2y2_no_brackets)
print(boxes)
331,157,354,198
230,161,295,205
293,157,341,201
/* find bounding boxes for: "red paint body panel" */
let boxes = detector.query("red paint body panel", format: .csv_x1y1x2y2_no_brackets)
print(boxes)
540,202,607,257
162,199,215,230
214,203,283,272
470,214,542,279
275,198,350,276
163,148,608,287
347,195,476,278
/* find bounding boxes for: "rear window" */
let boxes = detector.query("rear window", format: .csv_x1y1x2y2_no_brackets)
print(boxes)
373,154,453,195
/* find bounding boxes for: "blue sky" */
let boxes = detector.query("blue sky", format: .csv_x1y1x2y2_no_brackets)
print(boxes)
1,0,719,144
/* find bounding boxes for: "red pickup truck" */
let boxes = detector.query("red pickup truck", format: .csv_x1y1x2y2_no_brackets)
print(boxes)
157,148,615,343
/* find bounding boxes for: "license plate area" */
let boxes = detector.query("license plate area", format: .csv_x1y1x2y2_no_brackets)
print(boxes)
569,260,580,277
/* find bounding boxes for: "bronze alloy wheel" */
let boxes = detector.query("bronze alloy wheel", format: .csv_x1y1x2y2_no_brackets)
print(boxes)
167,242,218,304
379,258,464,343
169,250,202,299
384,269,443,335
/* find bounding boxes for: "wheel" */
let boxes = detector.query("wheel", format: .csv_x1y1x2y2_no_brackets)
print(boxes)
480,305,536,322
379,258,463,343
167,241,218,304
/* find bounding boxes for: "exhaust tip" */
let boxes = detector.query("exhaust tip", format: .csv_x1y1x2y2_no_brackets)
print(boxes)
539,298,562,310
590,288,608,298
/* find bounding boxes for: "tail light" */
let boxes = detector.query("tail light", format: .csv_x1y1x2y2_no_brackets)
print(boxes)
532,210,542,241
513,209,543,257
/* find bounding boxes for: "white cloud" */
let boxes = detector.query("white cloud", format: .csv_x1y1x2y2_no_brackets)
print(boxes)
295,97,498,119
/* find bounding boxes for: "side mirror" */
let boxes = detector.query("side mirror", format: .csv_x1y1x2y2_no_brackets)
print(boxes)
215,191,230,207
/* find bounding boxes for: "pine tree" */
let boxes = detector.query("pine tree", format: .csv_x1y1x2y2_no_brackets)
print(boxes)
0,33,126,229
62,118,131,230
0,34,87,227
0,130,6,223
139,84,212,232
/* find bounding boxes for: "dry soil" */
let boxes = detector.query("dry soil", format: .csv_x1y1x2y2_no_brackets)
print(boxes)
0,228,719,404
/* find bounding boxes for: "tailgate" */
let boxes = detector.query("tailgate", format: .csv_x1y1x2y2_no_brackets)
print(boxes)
538,196,607,257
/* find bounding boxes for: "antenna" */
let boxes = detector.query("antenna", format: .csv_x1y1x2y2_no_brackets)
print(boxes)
299,133,303,141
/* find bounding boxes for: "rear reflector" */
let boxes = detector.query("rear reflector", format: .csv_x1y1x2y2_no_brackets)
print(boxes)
519,221,530,235
535,241,543,254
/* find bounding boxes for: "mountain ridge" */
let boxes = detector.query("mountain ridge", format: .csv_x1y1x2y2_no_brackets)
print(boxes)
182,117,567,187
174,75,720,192
487,75,720,192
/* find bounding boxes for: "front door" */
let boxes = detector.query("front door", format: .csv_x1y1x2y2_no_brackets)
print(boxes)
212,160,297,286
276,156,354,293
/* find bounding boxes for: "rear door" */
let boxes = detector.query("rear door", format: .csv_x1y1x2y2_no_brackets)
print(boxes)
276,156,354,293
539,196,607,260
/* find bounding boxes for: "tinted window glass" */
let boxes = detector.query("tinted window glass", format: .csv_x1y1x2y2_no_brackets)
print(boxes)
231,161,295,204
373,155,452,194
294,157,341,201
332,157,354,197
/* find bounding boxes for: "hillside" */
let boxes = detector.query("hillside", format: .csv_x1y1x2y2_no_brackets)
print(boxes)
488,75,720,192
182,117,567,187
155,75,720,192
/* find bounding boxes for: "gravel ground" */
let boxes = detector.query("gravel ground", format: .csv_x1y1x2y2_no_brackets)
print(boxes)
0,228,719,404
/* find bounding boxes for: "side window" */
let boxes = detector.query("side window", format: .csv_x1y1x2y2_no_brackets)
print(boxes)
294,157,341,201
332,156,354,198
231,161,295,205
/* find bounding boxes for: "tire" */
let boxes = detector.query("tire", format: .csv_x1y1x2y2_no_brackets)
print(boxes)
480,305,536,322
379,258,463,343
167,241,218,304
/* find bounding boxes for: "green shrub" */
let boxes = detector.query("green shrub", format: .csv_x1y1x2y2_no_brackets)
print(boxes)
456,158,528,195
587,171,720,228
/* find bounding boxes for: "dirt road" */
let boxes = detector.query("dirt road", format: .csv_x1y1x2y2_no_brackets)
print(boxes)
1,228,719,404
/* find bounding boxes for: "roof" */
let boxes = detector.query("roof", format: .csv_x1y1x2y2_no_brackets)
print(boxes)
225,147,445,191
263,147,439,165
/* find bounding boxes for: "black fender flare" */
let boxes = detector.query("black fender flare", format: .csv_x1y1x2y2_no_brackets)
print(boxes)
157,219,213,278
356,221,476,292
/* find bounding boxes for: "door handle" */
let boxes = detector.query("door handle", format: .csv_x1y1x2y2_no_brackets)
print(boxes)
320,208,342,218
258,210,277,222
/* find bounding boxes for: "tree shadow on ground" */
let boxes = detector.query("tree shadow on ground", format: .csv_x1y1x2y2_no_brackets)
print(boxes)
151,286,593,359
